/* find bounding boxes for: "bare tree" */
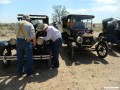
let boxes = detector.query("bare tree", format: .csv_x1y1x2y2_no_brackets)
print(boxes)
52,5,69,24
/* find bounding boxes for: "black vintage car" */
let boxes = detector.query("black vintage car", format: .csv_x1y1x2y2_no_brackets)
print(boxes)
0,14,52,68
61,14,108,60
99,17,120,46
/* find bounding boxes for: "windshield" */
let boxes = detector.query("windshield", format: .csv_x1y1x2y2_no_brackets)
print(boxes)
31,19,43,25
70,16,93,30
83,19,92,30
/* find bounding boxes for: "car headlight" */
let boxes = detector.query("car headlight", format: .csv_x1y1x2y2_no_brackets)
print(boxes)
37,37,44,45
76,36,83,43
9,38,16,45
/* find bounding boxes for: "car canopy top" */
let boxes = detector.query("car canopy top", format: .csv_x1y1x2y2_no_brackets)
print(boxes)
17,14,49,20
62,14,95,20
17,14,49,25
102,17,120,23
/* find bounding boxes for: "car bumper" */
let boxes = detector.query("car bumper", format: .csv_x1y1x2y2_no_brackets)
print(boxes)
0,55,52,61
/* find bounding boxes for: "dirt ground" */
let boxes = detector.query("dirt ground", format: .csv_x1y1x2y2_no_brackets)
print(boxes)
0,27,120,90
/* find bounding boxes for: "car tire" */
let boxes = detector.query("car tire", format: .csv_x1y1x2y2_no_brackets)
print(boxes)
47,58,52,68
67,41,73,60
96,41,108,58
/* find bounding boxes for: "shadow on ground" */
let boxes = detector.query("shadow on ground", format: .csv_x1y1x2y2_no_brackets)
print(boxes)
108,45,120,57
60,45,109,66
0,61,58,90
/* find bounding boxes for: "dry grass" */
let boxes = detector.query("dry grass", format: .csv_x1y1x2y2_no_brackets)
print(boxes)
0,23,102,37
0,23,15,37
93,23,102,32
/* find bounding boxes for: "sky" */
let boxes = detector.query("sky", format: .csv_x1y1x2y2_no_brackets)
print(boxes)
0,0,120,23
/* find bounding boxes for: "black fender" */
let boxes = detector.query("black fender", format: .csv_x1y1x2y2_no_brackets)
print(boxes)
0,41,9,53
98,33,104,37
61,32,74,44
0,41,12,68
98,33,107,42
61,32,70,40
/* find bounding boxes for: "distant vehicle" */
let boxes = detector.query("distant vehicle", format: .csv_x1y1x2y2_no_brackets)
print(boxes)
17,14,49,31
99,17,120,46
61,14,108,60
0,14,52,68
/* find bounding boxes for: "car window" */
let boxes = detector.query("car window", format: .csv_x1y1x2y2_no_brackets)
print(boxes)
83,19,92,30
31,20,43,25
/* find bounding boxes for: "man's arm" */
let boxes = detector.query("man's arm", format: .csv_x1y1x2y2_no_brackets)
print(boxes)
30,24,36,46
32,36,36,46
43,28,52,41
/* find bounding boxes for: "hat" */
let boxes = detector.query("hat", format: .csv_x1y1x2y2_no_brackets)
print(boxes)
37,23,48,31
22,14,30,20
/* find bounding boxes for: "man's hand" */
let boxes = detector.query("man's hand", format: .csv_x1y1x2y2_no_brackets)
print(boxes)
26,38,31,42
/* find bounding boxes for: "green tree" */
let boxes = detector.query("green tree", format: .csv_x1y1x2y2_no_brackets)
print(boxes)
52,5,69,24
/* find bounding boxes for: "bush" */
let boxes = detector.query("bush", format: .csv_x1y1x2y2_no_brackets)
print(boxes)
0,23,15,36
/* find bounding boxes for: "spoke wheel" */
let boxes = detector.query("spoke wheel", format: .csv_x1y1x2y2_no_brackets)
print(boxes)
96,41,108,58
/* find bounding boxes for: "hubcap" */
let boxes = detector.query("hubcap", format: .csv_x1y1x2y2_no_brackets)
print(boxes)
3,49,7,63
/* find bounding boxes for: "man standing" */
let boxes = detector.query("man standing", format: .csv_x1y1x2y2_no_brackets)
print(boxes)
52,22,59,30
37,23,62,68
15,15,36,76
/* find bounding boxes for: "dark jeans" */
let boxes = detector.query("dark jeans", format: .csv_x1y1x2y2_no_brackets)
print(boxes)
52,38,62,67
16,38,33,75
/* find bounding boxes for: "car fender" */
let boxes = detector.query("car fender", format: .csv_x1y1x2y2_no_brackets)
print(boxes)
0,41,9,54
